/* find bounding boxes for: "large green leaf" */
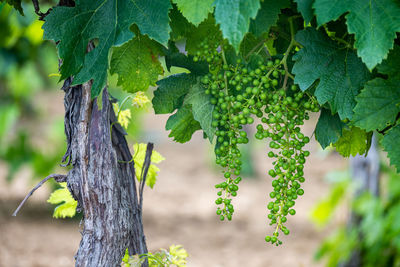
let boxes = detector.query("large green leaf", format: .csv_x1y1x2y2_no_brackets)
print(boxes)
353,78,400,132
172,0,214,26
293,28,369,120
333,127,368,157
43,0,171,97
185,81,216,142
294,0,314,24
110,34,163,93
315,108,344,149
313,0,400,69
152,73,196,114
214,0,260,52
249,0,289,37
166,105,201,143
381,125,400,172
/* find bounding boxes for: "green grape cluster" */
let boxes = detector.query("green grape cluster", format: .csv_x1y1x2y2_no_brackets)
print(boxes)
192,37,320,244
259,85,319,246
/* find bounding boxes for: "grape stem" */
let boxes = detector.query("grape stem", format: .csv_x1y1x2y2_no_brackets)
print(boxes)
280,17,296,90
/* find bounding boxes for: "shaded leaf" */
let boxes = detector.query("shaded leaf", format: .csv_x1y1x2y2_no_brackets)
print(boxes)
250,0,290,37
184,80,216,142
381,125,400,173
214,0,260,51
152,73,196,114
295,0,314,24
293,28,369,120
166,105,201,143
315,108,344,149
313,0,400,69
353,78,400,132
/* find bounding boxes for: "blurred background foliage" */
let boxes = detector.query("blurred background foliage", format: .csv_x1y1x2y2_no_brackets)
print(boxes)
312,163,400,267
0,1,64,181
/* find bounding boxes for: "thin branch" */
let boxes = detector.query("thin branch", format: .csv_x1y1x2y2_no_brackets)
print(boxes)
31,0,52,20
139,143,154,213
12,174,67,216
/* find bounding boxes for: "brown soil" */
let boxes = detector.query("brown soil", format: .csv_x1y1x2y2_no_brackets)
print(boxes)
0,92,347,267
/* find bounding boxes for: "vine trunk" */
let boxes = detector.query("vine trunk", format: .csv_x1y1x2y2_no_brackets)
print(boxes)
62,78,148,266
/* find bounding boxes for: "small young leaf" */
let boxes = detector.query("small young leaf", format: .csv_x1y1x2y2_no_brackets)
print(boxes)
47,182,77,219
132,143,165,188
333,127,368,157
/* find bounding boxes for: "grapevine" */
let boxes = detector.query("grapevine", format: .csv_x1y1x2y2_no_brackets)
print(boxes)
5,0,400,264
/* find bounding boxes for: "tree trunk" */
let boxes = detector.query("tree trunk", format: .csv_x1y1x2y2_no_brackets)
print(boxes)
62,78,148,266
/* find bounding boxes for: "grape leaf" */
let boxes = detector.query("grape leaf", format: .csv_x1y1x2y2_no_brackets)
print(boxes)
166,105,201,143
152,73,196,114
381,125,400,172
47,182,77,219
333,127,368,157
133,143,165,188
214,0,260,52
294,0,314,24
315,108,344,149
43,0,171,97
185,14,221,55
184,80,216,142
1,0,23,14
164,43,208,75
169,5,196,40
110,34,163,93
293,28,369,120
377,45,400,78
249,0,290,37
352,78,400,132
172,0,214,26
313,0,400,69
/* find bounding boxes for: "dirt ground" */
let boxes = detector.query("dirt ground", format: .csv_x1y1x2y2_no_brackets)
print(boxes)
0,92,348,267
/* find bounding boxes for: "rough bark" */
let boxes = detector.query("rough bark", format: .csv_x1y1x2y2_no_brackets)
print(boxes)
62,79,148,266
